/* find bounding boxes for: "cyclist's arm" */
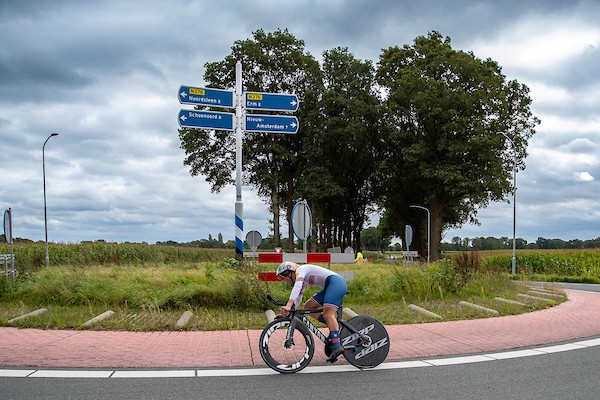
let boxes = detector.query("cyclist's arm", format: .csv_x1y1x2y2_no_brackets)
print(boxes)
288,277,305,308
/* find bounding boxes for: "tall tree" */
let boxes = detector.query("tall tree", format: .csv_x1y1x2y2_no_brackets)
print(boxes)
376,32,540,260
301,47,384,250
178,29,322,251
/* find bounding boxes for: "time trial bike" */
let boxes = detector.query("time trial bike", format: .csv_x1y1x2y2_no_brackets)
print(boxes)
259,295,390,374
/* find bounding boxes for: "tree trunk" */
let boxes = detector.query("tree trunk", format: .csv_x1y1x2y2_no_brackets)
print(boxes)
271,190,280,248
286,191,295,253
429,199,443,261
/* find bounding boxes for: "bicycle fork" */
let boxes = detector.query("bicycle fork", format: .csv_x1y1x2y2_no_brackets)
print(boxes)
285,318,297,348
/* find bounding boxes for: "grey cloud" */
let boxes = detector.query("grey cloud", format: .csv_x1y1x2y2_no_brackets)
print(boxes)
2,0,600,244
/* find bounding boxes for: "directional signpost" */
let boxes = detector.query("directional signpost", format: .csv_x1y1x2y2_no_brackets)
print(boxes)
178,64,301,261
245,92,299,112
178,109,234,130
178,86,234,108
245,114,299,134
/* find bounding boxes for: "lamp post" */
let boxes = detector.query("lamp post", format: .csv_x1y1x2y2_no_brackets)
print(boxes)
410,205,430,263
501,133,517,275
43,133,59,268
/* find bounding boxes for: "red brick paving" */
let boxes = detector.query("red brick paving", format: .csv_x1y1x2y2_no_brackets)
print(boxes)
1,289,599,369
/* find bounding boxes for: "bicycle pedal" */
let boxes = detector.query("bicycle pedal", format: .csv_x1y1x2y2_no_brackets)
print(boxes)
326,346,344,363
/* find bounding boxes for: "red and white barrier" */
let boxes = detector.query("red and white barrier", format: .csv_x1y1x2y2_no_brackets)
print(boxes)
255,252,355,264
254,252,356,283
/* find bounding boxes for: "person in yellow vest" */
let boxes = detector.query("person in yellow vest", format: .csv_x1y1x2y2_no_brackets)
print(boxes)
356,251,364,263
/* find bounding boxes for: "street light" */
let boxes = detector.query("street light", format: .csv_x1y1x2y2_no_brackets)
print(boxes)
410,205,430,263
43,132,59,268
501,132,517,275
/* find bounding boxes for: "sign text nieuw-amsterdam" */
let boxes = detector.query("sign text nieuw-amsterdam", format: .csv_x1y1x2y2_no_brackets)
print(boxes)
245,114,299,134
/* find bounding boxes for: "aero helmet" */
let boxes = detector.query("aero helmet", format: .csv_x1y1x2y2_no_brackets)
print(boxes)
276,261,295,278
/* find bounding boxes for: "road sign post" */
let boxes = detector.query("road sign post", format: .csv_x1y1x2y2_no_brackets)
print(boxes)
178,63,300,261
3,208,14,280
404,225,414,263
235,62,244,260
246,230,263,258
292,200,312,253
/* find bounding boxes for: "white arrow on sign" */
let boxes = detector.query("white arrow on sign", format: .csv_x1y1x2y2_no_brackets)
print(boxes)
180,114,187,122
180,90,187,98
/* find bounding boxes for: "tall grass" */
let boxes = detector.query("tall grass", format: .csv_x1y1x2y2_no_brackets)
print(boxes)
0,245,583,330
1,259,269,311
0,242,230,274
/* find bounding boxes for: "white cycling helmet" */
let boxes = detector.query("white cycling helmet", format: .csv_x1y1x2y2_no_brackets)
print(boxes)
276,262,295,278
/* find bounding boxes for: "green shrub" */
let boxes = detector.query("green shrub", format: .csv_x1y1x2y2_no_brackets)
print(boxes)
428,257,476,294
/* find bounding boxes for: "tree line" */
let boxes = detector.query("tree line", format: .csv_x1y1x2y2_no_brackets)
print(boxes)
178,29,539,261
5,233,599,252
442,236,600,251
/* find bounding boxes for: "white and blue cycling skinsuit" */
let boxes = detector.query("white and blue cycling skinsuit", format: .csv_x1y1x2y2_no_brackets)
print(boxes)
288,264,348,310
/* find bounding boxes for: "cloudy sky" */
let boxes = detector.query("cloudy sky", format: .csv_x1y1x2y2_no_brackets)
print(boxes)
1,0,599,245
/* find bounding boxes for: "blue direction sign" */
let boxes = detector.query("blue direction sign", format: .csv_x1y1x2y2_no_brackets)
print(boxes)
178,109,234,131
179,86,234,109
244,92,299,112
245,114,299,134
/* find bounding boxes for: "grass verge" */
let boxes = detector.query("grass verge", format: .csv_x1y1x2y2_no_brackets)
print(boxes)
0,256,568,331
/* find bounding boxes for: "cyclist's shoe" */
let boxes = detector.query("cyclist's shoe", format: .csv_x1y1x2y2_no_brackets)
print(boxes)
326,346,344,363
324,343,333,358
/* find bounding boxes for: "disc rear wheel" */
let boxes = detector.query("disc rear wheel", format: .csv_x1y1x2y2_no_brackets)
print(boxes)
339,315,390,369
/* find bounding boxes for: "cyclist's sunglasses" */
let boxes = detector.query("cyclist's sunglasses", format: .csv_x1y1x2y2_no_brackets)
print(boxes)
279,270,293,279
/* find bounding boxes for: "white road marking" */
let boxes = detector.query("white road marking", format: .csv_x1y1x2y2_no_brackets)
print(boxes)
112,370,196,378
29,370,113,378
0,369,36,377
2,338,600,378
423,355,493,366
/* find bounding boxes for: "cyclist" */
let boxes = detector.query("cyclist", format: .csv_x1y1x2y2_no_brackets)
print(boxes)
275,261,348,362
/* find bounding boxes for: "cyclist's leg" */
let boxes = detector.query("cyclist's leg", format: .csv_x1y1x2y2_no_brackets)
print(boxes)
322,275,348,330
322,275,348,362
304,295,323,322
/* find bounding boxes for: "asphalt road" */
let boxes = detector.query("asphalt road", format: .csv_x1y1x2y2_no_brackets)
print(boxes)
2,341,599,400
557,282,600,293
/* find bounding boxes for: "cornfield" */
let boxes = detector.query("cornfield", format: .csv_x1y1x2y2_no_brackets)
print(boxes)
0,242,231,274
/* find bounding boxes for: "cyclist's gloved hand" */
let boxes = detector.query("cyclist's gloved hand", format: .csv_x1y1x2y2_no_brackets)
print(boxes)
279,305,291,316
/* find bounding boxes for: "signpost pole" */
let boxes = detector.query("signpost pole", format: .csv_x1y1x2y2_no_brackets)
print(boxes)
303,204,307,253
8,208,13,279
234,61,244,261
4,208,14,279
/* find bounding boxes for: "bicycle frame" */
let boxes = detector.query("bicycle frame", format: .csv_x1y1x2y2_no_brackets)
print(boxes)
277,302,367,349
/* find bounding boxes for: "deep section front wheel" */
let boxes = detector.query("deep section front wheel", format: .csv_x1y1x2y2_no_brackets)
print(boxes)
259,318,314,374
340,315,390,369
